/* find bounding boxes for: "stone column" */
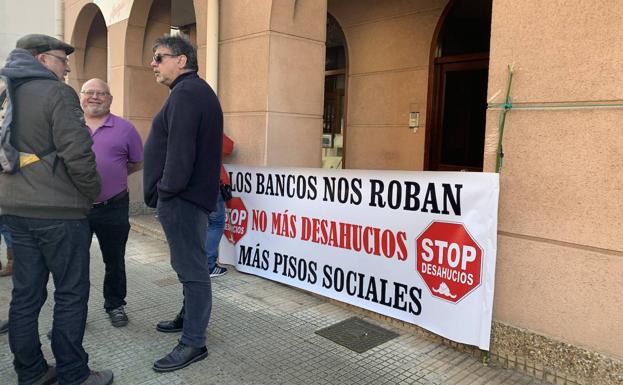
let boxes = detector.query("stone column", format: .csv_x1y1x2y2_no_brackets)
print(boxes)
219,0,326,167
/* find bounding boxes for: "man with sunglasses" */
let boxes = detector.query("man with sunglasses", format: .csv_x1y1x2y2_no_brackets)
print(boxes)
0,34,113,385
79,78,144,328
144,34,223,373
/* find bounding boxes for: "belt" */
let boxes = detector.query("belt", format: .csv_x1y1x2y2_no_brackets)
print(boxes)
93,190,128,207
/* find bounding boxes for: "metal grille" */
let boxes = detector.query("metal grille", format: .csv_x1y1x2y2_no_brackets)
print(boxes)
315,317,399,353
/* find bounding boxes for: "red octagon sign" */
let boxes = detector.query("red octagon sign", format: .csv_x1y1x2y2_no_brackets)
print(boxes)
224,197,248,244
416,221,483,303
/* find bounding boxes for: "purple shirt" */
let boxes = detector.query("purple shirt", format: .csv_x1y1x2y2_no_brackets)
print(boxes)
91,114,144,202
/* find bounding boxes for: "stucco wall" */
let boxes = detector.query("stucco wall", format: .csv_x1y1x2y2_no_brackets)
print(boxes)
0,0,57,66
328,0,448,171
220,0,325,168
486,0,623,360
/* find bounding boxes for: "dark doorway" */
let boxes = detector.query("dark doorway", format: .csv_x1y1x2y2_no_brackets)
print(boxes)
425,0,492,171
322,13,347,169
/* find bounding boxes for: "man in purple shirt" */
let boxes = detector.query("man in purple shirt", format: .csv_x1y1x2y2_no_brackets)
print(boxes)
80,78,144,327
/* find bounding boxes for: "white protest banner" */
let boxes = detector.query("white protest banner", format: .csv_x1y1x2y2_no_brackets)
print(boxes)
219,166,499,350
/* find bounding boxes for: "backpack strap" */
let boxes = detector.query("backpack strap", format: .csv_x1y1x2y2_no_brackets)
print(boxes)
0,83,20,173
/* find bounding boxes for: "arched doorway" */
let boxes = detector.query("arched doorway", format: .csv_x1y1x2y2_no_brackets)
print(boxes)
425,0,492,171
70,4,107,90
322,13,348,169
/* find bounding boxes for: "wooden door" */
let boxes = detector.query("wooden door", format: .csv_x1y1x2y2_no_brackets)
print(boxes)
429,56,489,171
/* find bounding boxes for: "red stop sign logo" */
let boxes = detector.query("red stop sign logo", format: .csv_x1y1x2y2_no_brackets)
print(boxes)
224,197,248,244
416,221,482,303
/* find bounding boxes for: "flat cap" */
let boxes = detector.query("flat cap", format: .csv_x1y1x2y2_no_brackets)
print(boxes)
16,34,74,55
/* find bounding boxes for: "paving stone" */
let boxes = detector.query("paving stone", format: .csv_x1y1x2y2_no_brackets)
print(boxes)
0,216,548,384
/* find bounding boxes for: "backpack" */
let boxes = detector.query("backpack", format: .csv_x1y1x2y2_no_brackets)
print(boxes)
0,76,20,173
0,75,57,174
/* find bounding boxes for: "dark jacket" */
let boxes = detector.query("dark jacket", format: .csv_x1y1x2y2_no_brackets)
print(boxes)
143,72,223,213
0,49,100,219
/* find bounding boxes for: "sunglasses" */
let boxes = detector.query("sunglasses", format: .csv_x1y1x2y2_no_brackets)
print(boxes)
153,53,178,64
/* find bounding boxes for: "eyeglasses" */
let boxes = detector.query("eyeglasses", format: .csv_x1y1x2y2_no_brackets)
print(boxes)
152,53,178,64
43,53,69,65
80,90,110,98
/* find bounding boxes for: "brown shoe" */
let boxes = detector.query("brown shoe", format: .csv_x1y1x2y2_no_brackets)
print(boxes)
107,306,129,328
78,369,114,385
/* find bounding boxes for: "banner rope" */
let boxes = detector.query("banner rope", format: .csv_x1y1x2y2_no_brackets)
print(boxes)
490,66,623,173
494,65,514,173
489,101,623,110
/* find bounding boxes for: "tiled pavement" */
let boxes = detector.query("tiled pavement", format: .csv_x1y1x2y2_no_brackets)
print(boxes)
0,214,547,385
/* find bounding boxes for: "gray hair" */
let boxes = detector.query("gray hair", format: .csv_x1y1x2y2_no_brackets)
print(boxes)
153,34,198,72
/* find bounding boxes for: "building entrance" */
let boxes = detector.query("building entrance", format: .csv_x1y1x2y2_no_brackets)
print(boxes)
426,0,492,171
322,14,347,169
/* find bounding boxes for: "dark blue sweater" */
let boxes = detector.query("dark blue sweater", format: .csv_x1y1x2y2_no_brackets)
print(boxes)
143,72,223,213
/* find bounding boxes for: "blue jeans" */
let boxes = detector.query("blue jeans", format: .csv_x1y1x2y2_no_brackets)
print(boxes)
157,197,211,348
88,192,130,310
3,215,91,385
205,193,225,271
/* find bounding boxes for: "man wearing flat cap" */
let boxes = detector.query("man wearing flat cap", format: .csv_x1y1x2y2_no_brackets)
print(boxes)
0,34,113,385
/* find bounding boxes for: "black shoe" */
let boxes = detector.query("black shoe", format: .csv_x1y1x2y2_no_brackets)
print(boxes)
0,319,7,335
30,365,57,385
156,313,183,333
209,265,228,277
153,342,208,372
107,306,129,327
78,369,114,385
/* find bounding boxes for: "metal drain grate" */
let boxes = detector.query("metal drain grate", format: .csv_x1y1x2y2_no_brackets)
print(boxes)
315,317,399,353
